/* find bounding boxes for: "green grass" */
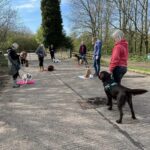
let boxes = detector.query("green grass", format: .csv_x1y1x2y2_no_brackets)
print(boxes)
128,66,150,74
101,57,150,75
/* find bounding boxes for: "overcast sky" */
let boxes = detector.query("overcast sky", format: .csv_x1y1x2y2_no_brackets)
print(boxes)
11,0,71,34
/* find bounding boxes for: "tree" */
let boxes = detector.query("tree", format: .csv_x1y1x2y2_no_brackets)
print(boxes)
35,26,44,44
41,0,64,48
0,0,18,49
70,0,105,38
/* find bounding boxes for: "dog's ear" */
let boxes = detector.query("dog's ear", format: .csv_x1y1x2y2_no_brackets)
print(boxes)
98,72,104,80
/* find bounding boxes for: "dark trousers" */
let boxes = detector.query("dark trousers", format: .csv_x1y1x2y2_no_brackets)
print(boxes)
50,52,55,60
93,58,100,75
13,72,19,80
38,57,44,67
80,54,88,65
112,66,127,84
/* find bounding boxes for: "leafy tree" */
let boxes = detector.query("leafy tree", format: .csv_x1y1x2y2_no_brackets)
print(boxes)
35,26,44,44
41,0,64,48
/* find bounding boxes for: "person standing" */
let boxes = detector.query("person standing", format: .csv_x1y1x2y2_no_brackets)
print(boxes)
49,44,55,61
92,37,102,76
7,43,20,88
35,44,47,72
109,30,128,84
79,41,88,65
20,51,27,66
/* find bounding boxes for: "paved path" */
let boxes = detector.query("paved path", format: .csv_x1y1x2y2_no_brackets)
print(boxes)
0,55,150,150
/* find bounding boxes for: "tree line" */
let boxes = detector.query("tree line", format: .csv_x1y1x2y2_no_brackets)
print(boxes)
0,0,38,53
69,0,149,55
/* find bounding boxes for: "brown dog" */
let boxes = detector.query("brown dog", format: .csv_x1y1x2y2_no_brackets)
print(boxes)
99,71,148,124
84,66,91,78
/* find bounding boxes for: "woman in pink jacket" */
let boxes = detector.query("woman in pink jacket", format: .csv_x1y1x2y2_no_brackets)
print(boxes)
109,30,128,84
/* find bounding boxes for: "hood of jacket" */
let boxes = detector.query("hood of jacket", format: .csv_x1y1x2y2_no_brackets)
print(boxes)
115,39,128,49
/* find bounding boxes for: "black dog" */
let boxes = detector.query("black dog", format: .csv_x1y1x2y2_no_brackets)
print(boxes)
74,54,82,64
48,65,54,71
99,71,148,124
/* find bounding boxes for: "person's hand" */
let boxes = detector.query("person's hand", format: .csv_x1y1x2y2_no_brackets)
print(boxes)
92,55,94,60
96,56,98,60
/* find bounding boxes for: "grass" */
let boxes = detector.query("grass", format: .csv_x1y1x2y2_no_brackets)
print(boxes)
128,66,150,75
101,57,150,75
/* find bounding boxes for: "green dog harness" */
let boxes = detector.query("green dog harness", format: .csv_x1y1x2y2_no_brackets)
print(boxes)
104,82,117,91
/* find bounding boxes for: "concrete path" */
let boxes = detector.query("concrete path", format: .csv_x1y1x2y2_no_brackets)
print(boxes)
0,55,150,150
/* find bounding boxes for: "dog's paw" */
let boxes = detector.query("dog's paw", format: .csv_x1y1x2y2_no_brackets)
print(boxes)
116,120,122,124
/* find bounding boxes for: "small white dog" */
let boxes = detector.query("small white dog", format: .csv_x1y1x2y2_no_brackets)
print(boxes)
22,73,32,83
53,59,61,63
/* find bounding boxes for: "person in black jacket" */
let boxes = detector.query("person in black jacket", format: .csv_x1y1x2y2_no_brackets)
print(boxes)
49,44,55,61
7,43,20,88
35,44,47,72
79,41,88,65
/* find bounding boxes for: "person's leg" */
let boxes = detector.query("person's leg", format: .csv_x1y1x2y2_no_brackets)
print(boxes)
23,59,26,65
83,55,88,65
96,58,100,75
113,66,127,84
40,57,44,71
50,52,53,61
51,52,55,61
52,52,55,60
12,72,20,88
39,57,42,71
53,52,55,59
21,59,24,66
93,59,97,76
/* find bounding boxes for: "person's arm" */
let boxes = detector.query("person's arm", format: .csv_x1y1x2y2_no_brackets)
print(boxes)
43,47,47,56
79,45,81,54
10,50,19,60
35,47,40,55
95,41,102,59
109,45,121,73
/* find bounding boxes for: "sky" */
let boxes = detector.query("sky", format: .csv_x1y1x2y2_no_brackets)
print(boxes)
11,0,71,34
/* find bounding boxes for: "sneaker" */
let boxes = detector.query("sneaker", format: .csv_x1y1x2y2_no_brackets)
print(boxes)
93,73,98,77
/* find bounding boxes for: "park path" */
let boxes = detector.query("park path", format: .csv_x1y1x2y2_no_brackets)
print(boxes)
0,54,150,150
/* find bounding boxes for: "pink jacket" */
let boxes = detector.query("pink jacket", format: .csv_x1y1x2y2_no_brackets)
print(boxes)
109,39,128,73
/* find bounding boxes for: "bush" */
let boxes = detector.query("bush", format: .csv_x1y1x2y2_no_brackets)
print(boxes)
0,54,8,67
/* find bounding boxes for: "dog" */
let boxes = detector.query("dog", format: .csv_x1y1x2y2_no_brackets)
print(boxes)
48,65,54,71
53,59,61,63
25,60,29,67
74,54,82,64
84,66,92,78
22,73,32,83
99,71,148,124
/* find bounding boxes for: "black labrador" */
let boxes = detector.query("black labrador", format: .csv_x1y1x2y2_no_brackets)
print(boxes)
99,71,148,124
74,54,82,64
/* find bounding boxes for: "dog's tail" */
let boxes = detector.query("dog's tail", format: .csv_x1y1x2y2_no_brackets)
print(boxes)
129,89,148,95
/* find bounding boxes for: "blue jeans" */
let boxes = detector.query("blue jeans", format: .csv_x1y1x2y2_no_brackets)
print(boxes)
93,58,100,75
112,66,127,84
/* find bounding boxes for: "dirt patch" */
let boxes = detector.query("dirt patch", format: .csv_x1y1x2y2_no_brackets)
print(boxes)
77,97,107,110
